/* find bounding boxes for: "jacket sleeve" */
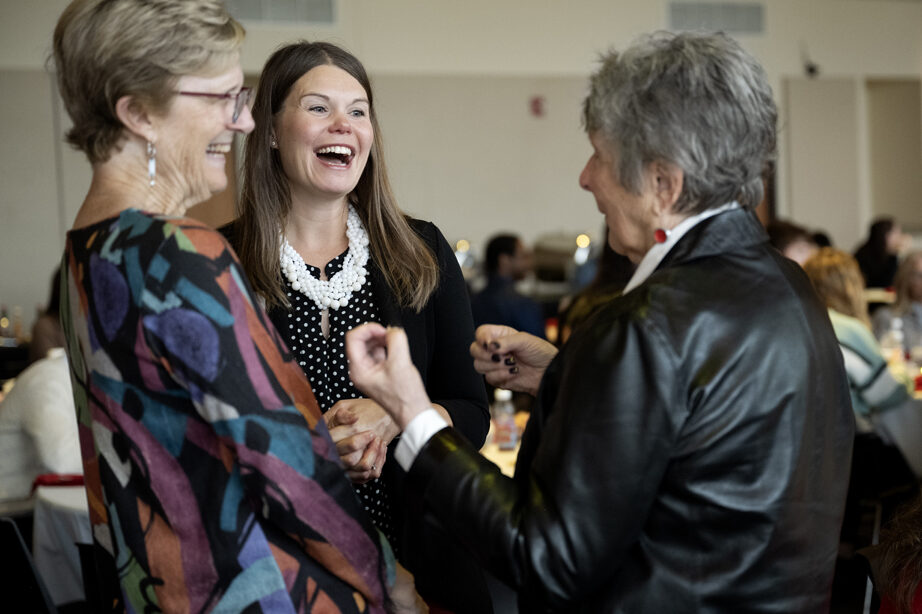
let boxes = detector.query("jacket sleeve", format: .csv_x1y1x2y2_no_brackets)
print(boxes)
407,310,681,609
419,221,490,448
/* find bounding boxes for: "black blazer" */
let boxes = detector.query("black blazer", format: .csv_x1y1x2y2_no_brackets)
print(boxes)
223,218,494,612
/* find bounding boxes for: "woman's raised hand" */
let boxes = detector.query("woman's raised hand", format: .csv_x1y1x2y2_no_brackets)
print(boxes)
346,323,432,430
470,324,558,397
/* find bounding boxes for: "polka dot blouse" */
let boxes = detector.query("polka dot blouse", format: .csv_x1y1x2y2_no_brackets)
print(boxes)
280,250,395,547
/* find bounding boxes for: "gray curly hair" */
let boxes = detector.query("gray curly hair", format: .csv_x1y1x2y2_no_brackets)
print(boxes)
582,31,777,214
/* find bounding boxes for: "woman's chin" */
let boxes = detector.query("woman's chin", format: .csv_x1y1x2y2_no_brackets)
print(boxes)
204,174,229,196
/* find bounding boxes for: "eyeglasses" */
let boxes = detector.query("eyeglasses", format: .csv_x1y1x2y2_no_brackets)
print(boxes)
176,87,252,123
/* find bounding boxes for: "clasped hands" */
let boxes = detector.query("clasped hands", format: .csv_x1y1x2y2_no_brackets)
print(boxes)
323,397,399,484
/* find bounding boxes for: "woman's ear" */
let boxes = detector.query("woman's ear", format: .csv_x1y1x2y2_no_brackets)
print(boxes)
651,160,684,215
114,95,156,143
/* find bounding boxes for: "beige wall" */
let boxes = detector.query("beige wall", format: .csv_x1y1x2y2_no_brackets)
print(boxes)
2,0,922,327
0,71,67,323
372,74,593,251
867,79,922,231
785,78,863,249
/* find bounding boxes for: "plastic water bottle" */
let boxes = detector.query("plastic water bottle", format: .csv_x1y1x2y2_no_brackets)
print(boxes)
491,388,518,451
880,317,905,367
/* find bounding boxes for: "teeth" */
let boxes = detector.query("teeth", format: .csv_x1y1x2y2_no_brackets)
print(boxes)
206,143,231,154
316,145,353,156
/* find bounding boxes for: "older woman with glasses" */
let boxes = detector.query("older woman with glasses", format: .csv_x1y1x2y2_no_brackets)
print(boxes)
53,1,421,612
347,32,854,612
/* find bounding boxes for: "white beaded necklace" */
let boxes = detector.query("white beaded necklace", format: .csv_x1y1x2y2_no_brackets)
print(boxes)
280,204,370,310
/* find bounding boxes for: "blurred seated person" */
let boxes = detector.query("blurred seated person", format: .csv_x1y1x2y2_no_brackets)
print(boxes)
557,238,634,344
471,233,545,338
766,218,818,266
28,267,66,364
802,248,917,546
0,348,81,502
803,248,912,429
854,217,911,289
872,251,922,353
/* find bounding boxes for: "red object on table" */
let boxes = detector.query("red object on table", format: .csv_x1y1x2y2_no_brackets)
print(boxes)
31,473,84,493
915,373,922,392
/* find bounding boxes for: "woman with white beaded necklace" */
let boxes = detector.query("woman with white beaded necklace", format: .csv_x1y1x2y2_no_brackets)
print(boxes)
225,41,493,612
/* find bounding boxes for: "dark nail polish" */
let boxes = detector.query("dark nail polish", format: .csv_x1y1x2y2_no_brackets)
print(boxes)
509,366,519,374
490,342,501,350
504,357,516,366
491,354,501,362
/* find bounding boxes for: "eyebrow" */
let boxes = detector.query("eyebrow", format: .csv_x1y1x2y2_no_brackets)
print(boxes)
299,93,369,105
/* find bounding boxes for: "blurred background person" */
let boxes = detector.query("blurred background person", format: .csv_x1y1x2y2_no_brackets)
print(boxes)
872,251,922,355
0,347,80,504
802,247,918,593
854,217,911,289
556,239,634,344
27,266,66,364
470,233,546,339
226,41,491,612
765,218,819,266
803,248,914,426
53,2,413,612
346,31,853,612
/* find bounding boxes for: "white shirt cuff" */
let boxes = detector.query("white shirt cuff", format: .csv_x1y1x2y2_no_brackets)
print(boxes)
394,408,449,470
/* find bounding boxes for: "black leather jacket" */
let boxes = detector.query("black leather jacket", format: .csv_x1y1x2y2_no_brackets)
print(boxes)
410,209,854,613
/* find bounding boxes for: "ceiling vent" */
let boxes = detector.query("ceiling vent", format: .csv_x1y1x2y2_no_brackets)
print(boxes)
225,0,336,24
669,2,765,34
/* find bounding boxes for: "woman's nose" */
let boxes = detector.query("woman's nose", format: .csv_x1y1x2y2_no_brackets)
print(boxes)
232,105,255,134
330,111,353,133
578,162,592,192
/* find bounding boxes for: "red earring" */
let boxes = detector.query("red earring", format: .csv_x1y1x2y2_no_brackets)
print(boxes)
654,228,669,243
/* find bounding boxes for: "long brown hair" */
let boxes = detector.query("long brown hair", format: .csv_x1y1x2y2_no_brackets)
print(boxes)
236,41,438,310
802,247,870,327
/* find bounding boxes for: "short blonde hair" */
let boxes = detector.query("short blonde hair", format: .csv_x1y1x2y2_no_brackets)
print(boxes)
802,247,870,326
53,0,245,164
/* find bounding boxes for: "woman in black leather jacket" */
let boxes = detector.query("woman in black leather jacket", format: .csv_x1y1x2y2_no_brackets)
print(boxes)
346,32,855,614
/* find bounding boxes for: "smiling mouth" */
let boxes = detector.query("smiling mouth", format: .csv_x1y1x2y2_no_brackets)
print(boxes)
315,145,355,166
206,143,231,155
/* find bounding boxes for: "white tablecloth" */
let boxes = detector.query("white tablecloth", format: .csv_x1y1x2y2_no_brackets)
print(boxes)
31,485,91,605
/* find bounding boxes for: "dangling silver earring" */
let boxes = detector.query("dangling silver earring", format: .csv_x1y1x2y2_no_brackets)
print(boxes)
147,141,157,187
